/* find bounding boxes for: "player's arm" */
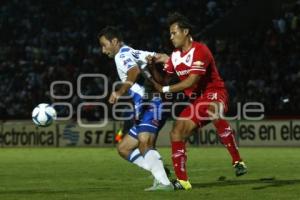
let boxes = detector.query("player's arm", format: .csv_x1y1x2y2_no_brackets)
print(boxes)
146,53,169,65
166,74,200,92
152,48,208,93
146,52,175,84
146,63,173,85
109,66,140,104
153,53,170,64
150,74,200,93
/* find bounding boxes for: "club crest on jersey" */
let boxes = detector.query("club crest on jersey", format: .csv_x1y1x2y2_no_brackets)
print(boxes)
172,48,195,67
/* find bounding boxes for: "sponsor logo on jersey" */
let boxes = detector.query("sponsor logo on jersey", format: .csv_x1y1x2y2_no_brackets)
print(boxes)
176,70,190,76
131,51,141,59
192,61,205,67
123,58,133,67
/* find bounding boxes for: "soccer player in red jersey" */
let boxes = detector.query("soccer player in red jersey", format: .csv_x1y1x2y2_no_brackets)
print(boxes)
148,13,247,190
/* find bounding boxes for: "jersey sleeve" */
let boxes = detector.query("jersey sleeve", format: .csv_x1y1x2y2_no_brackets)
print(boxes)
189,45,211,76
163,54,175,74
131,49,155,70
117,52,138,73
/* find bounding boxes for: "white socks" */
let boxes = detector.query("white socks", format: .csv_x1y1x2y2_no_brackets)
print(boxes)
143,149,171,185
128,148,171,186
128,148,150,171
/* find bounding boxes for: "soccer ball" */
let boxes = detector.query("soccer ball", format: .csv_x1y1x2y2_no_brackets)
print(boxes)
32,103,57,127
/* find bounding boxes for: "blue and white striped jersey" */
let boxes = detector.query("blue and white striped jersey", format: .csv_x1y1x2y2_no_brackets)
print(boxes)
114,45,156,118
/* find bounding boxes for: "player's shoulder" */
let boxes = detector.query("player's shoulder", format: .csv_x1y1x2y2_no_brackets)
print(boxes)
114,47,132,68
193,41,212,57
116,45,133,59
120,45,132,53
117,45,148,60
114,46,133,67
193,41,208,50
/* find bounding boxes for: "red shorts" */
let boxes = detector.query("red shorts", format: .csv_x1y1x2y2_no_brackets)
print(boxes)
179,88,229,127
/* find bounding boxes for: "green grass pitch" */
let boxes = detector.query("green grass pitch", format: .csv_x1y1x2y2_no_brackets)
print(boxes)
0,147,300,200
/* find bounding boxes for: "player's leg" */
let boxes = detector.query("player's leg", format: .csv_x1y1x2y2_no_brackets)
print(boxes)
206,91,247,176
170,119,196,190
137,98,173,191
153,115,172,178
152,114,167,149
138,132,171,186
117,133,138,160
117,127,150,171
137,132,173,191
170,95,212,190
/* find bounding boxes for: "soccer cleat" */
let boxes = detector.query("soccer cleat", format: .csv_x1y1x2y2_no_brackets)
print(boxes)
172,179,192,190
144,182,174,191
233,161,247,176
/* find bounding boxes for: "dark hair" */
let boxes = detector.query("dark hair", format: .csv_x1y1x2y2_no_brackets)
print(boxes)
97,26,123,41
167,12,193,35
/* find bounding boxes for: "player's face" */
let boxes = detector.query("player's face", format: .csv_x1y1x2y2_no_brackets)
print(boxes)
169,23,187,48
99,36,117,58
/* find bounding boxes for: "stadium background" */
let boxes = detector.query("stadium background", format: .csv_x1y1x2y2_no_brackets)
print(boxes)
0,0,300,199
0,0,299,147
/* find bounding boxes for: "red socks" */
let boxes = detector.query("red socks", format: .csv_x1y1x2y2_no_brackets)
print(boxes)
171,141,188,181
214,119,241,164
171,119,242,181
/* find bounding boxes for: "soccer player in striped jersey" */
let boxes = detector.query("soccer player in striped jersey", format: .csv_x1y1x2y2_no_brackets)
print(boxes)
98,26,173,191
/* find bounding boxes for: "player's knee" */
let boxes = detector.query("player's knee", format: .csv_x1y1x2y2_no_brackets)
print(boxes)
117,143,130,159
207,102,222,120
170,123,184,141
138,141,151,155
170,128,181,141
138,134,153,155
170,121,195,141
138,144,147,155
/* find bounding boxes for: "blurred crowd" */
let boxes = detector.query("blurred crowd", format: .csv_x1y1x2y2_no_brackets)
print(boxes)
209,1,300,116
0,0,299,120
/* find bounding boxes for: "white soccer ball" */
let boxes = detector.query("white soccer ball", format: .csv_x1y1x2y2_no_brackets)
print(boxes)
32,103,57,127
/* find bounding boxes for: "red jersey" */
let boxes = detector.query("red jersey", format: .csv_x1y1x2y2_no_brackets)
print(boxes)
164,41,225,97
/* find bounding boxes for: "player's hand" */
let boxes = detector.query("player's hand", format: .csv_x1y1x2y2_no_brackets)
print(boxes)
154,53,169,64
146,55,155,64
146,54,169,64
109,91,121,104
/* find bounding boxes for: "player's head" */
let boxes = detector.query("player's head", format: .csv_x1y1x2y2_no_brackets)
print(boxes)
98,26,123,58
167,12,193,48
